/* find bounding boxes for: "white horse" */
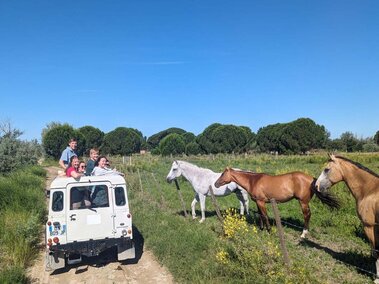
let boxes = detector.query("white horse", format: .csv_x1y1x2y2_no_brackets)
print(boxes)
166,160,250,223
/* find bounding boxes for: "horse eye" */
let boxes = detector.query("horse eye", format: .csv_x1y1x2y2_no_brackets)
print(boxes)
324,168,330,174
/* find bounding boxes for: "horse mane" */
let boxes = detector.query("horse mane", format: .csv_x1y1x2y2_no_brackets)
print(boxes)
231,168,263,175
334,155,379,179
176,160,216,174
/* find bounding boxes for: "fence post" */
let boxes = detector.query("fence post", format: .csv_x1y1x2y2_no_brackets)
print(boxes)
270,198,291,266
137,169,143,192
174,179,188,218
209,186,223,224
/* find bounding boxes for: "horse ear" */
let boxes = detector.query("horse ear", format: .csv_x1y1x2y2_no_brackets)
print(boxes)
327,153,336,161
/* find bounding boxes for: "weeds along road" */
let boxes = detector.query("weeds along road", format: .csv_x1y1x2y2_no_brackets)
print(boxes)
27,166,174,284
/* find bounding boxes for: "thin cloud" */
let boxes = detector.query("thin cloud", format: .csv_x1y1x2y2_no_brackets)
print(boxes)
129,61,186,65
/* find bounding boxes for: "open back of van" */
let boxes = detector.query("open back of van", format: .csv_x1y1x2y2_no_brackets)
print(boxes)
45,175,135,271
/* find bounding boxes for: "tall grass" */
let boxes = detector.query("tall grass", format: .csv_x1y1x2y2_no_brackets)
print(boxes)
115,153,377,283
0,166,46,283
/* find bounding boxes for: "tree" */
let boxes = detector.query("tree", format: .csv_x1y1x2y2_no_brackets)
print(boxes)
186,142,203,155
42,124,85,158
78,126,104,154
256,118,328,154
181,132,196,145
101,127,143,155
159,133,186,156
0,121,42,173
374,131,379,145
147,128,186,150
196,123,222,154
197,123,252,154
256,123,284,153
340,132,361,152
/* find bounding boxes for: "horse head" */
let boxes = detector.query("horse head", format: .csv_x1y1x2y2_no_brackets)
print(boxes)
315,154,341,193
166,160,182,183
214,167,232,188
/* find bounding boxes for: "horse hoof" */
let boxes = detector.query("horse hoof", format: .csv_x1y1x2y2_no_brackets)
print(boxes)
192,216,197,220
374,278,379,284
199,219,205,223
300,230,308,239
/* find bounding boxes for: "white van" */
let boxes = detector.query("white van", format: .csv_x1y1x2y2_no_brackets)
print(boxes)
45,175,135,271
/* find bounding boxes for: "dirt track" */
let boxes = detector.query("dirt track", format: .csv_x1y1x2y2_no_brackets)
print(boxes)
27,167,174,284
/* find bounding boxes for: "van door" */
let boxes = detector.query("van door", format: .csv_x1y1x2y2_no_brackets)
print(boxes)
66,182,115,242
112,186,132,238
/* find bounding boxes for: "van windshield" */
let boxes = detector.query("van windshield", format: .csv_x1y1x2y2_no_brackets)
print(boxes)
70,185,109,210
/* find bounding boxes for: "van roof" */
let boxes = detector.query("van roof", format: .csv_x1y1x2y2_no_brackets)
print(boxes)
50,175,126,189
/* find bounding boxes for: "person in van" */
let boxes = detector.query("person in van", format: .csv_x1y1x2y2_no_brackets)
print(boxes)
59,138,78,170
91,156,124,176
66,156,84,178
78,161,86,174
85,148,99,176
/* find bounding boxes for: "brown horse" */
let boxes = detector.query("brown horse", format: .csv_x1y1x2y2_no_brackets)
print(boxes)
316,154,379,282
215,167,340,238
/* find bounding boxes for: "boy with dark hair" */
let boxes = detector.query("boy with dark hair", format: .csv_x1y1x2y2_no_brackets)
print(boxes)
59,138,78,170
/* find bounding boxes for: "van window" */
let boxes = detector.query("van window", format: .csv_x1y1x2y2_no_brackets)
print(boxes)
52,191,64,212
69,185,109,210
115,187,126,206
70,186,92,210
91,185,109,208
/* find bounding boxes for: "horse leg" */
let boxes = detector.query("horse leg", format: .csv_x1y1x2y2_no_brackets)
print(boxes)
241,190,250,216
365,224,379,282
255,203,264,230
257,200,270,231
198,194,206,223
191,194,200,220
235,190,245,215
299,201,311,238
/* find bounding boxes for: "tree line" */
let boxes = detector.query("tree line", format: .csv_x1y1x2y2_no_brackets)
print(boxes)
0,118,378,174
41,118,379,159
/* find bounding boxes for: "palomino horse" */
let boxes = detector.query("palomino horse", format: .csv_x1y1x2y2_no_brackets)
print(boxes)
166,160,249,223
316,154,379,282
215,167,340,238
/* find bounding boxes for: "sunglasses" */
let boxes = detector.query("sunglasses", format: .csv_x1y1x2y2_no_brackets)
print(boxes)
80,165,86,169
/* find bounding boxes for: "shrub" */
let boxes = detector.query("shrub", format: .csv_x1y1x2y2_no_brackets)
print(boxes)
0,266,27,284
0,124,42,174
215,208,314,283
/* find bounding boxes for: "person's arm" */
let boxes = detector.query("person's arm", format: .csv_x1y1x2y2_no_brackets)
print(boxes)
69,169,83,179
59,148,68,170
59,159,66,170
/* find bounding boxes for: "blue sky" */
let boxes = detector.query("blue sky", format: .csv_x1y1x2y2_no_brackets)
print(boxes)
1,1,378,141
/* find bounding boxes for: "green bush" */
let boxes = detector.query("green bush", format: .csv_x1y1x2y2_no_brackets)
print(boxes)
0,136,42,174
0,266,27,284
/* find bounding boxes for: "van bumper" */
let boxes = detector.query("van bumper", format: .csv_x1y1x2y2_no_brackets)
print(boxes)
48,236,133,257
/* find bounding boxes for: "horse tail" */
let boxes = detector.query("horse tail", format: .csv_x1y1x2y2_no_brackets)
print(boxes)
311,178,341,210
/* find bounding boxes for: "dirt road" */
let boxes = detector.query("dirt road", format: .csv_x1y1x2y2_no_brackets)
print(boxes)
27,167,174,284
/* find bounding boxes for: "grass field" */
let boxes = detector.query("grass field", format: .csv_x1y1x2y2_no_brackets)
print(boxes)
109,153,379,283
0,166,46,283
